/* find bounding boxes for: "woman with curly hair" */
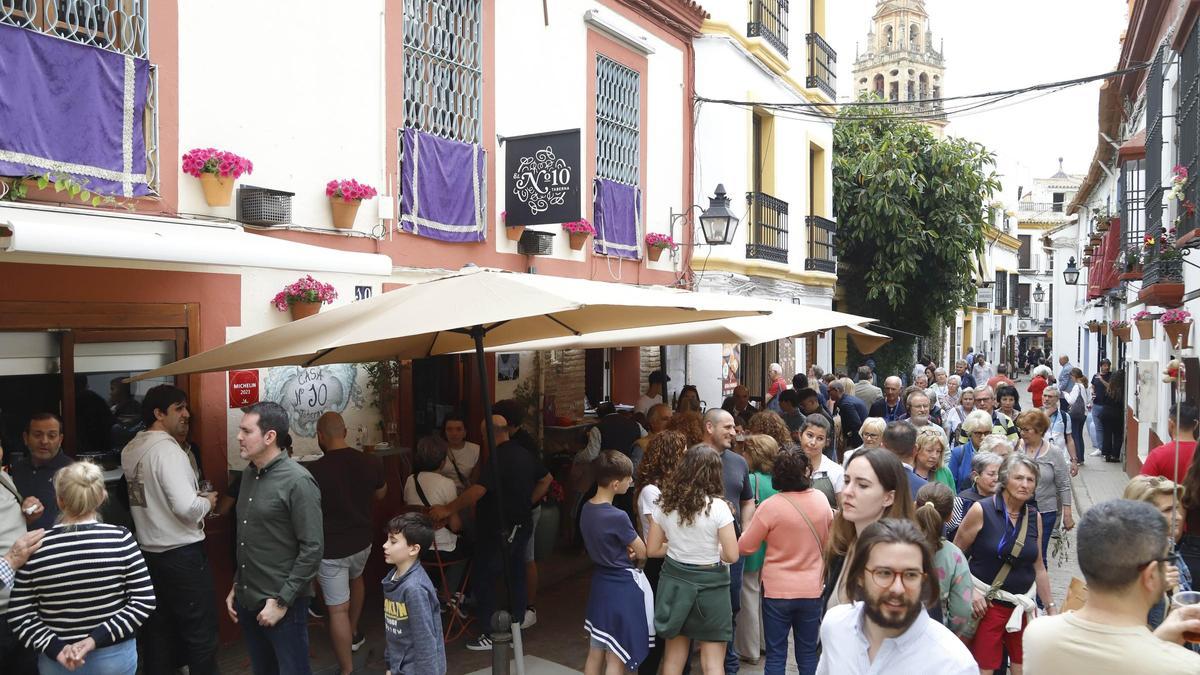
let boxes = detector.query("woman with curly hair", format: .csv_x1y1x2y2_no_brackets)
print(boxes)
747,411,797,453
648,445,739,674
633,430,688,674
666,410,705,447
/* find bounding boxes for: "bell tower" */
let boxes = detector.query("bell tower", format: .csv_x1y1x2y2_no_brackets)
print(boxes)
852,0,948,133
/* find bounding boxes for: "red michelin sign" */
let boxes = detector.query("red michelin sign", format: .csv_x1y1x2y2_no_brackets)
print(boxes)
228,370,260,408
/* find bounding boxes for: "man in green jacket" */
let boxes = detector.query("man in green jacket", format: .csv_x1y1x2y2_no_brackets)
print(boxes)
225,401,323,675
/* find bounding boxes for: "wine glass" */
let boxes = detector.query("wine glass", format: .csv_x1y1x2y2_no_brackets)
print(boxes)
198,480,219,518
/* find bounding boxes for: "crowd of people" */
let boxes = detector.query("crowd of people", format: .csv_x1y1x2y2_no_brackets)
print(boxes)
0,349,1195,675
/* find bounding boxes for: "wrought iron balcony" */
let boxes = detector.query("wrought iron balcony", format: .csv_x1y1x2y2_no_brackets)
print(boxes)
805,33,837,99
747,0,788,57
804,215,837,273
1142,253,1184,285
745,191,789,264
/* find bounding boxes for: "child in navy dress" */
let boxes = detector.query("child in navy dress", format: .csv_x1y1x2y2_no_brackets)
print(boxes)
580,450,654,673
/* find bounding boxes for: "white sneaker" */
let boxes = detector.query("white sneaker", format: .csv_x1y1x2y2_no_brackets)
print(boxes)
521,606,537,629
1089,449,1103,457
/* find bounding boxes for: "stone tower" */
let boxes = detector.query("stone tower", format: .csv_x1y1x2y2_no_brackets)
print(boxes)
851,0,948,133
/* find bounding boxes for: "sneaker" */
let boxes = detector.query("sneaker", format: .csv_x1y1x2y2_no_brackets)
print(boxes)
1089,449,1103,457
351,632,365,652
466,634,494,651
307,600,326,620
521,606,537,629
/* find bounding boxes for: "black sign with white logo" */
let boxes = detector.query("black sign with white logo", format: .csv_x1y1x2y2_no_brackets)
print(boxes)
504,129,581,226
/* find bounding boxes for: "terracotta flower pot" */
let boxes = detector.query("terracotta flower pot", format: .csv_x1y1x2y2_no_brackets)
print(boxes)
505,225,525,242
1113,325,1131,342
1136,319,1155,340
289,301,321,321
1117,265,1143,281
1164,322,1192,349
330,197,362,229
568,231,591,251
199,173,236,206
648,246,666,262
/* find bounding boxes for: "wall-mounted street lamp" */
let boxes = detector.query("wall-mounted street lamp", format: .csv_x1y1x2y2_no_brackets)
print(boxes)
1033,283,1045,303
670,184,742,247
1063,257,1080,285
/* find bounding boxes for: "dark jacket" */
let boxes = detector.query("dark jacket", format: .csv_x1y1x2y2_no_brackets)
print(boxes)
383,563,445,675
835,395,869,448
868,397,907,422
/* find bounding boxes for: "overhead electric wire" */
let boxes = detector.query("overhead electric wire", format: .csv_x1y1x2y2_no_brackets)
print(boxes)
695,62,1149,123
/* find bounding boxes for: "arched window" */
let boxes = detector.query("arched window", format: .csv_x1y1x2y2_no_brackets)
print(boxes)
874,74,885,96
906,80,915,101
884,25,893,48
910,25,920,50
919,72,929,102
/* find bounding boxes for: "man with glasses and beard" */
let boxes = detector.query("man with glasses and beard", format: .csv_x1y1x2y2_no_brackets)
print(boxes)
1024,499,1200,672
817,519,975,674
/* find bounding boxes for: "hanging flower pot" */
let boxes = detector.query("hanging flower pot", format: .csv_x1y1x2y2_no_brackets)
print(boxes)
183,148,253,207
506,225,526,242
272,275,338,321
647,246,666,262
1136,318,1155,340
563,218,596,252
645,233,676,263
1111,322,1131,343
329,198,361,229
289,300,322,321
1164,321,1192,349
326,179,377,229
1117,264,1143,281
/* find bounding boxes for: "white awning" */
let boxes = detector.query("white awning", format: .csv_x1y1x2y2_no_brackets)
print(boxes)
0,204,393,276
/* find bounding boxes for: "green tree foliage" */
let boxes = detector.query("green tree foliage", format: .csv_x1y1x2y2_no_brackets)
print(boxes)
833,103,1000,374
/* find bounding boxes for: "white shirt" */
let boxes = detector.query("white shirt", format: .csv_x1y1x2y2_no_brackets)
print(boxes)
634,393,663,416
403,473,458,553
436,441,480,492
637,484,661,537
816,602,977,675
651,496,734,565
813,455,845,495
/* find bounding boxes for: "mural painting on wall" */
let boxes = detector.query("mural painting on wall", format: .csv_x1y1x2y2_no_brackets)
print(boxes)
264,365,365,437
722,343,740,397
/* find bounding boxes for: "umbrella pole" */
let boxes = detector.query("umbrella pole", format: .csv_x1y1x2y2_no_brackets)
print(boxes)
472,326,517,675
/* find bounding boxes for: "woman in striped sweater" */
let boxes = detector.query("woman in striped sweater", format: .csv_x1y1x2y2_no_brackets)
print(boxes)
7,461,156,674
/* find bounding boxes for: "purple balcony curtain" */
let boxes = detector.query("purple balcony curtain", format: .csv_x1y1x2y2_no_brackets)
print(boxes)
0,23,151,197
399,127,487,243
593,178,641,259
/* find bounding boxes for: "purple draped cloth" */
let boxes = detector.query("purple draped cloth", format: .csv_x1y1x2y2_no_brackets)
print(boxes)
593,178,641,259
400,127,487,242
0,23,151,197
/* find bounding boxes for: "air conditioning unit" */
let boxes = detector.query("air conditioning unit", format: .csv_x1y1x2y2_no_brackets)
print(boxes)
1019,319,1033,331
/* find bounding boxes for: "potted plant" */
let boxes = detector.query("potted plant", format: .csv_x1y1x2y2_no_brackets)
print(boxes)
1111,319,1131,342
1162,308,1193,349
563,218,595,251
502,211,524,242
645,233,676,262
182,148,253,206
1094,209,1111,232
1133,309,1156,339
1140,229,1187,308
1089,232,1103,247
1085,320,1101,333
271,275,338,321
1117,244,1144,281
326,179,378,229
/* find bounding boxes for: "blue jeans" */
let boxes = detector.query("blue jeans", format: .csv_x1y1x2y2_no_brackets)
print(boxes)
474,524,531,633
1038,511,1057,564
236,596,312,675
761,597,822,675
725,558,744,674
37,639,136,675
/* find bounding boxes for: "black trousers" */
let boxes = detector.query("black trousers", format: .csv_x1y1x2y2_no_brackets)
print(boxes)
139,541,220,675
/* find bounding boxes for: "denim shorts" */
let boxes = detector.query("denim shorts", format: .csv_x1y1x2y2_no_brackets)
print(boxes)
317,545,372,606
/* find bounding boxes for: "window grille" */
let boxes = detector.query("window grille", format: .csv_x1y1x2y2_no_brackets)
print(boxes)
401,0,482,144
1119,158,1145,253
1009,272,1019,310
595,54,640,186
1145,47,1165,244
994,271,1007,310
1178,24,1200,236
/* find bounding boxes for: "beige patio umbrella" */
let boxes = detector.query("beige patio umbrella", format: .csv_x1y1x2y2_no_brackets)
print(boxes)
131,266,770,381
846,324,892,355
465,301,878,351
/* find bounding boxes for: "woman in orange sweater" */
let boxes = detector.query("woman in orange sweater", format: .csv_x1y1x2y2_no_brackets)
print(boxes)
736,449,833,675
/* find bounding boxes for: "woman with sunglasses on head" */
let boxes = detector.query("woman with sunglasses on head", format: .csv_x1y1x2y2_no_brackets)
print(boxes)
1123,475,1193,634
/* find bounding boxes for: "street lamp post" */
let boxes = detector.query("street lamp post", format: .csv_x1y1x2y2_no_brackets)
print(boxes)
1033,283,1045,303
698,184,739,245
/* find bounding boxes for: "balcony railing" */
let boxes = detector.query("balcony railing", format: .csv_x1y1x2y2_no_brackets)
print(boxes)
1018,201,1066,214
804,215,837,273
745,191,789,264
747,0,788,57
805,32,837,99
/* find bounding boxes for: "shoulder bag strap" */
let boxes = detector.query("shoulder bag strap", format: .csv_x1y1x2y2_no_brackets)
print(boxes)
413,472,433,508
447,451,469,487
988,502,1031,595
780,494,825,561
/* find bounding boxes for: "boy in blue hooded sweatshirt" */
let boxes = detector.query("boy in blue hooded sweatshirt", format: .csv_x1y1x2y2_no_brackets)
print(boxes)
382,513,445,675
